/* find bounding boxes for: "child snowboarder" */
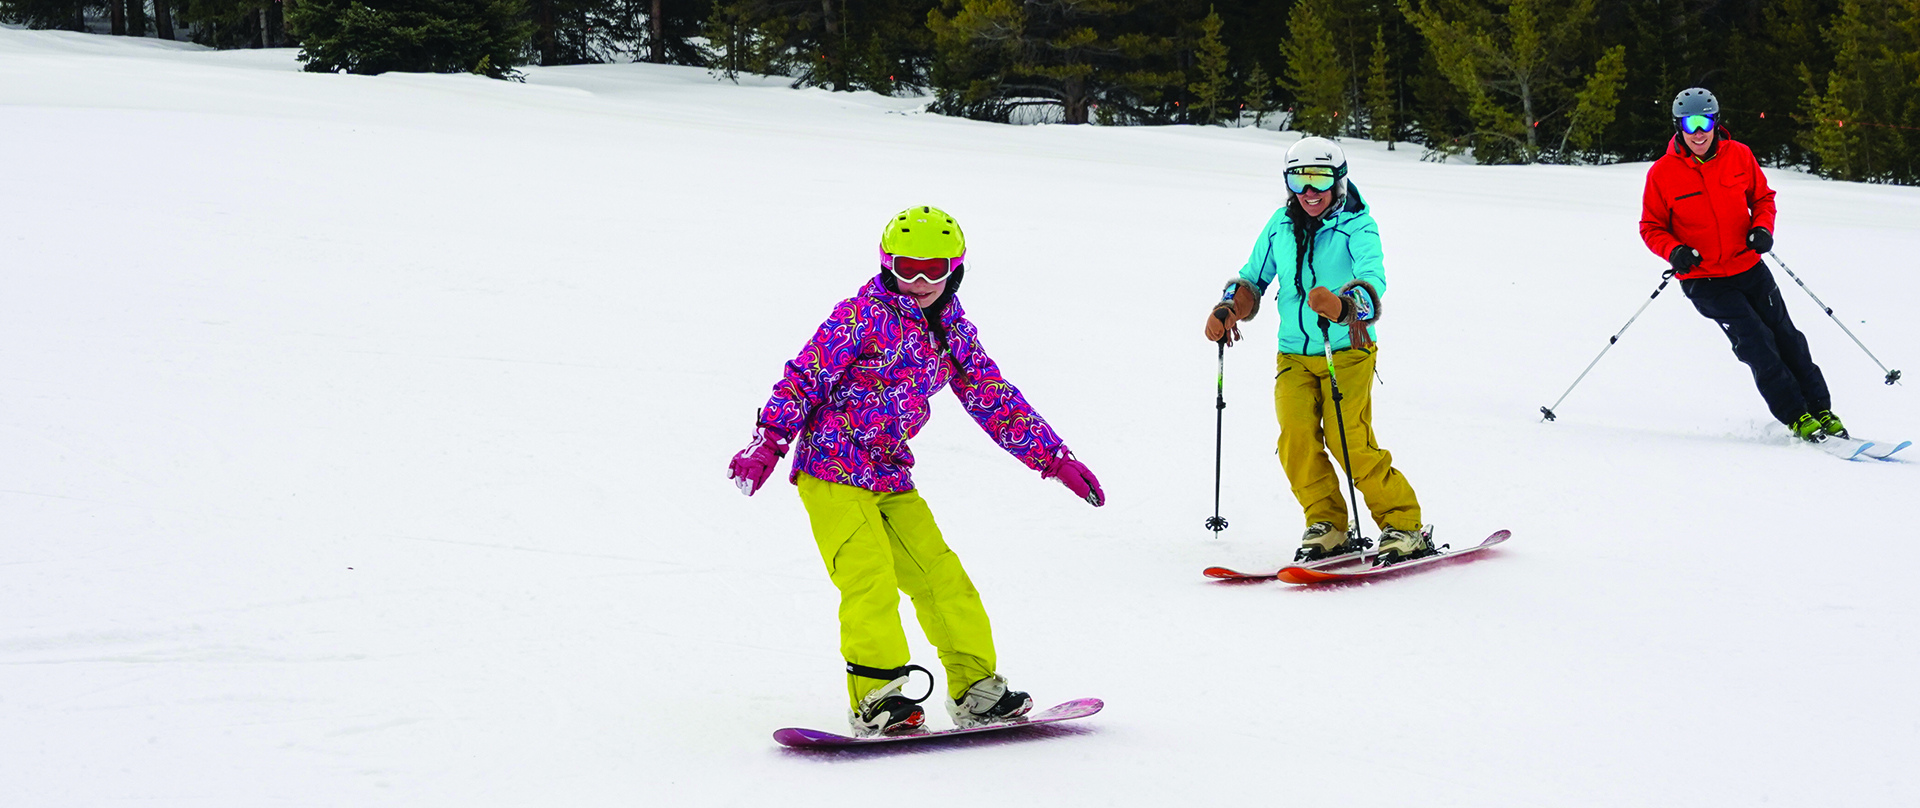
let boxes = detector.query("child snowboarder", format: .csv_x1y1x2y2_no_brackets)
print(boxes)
728,206,1105,737
1203,137,1428,566
1639,87,1846,441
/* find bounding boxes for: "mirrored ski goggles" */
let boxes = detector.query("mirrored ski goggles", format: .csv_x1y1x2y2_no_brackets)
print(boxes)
880,249,964,284
1285,166,1341,194
1679,114,1716,134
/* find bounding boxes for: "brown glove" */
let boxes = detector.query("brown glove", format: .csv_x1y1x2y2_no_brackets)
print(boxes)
1307,286,1375,350
1307,286,1351,323
1205,281,1260,345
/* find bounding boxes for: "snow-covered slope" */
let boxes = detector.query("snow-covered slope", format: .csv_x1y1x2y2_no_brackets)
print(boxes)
4,29,1917,807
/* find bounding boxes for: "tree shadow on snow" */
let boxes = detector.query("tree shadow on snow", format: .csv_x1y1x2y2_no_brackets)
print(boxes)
774,722,1097,761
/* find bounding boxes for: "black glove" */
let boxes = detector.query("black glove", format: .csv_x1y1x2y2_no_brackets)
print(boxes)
1747,227,1773,254
1668,244,1702,274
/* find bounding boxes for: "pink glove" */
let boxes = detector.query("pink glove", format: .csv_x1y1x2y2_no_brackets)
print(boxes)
728,426,790,496
1043,449,1105,507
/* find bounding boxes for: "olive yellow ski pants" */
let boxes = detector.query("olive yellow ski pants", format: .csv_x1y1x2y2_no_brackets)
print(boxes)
797,472,996,709
1274,347,1422,533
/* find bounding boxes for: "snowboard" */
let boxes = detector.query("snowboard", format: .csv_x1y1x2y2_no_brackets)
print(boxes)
1204,547,1370,581
773,698,1103,748
1275,530,1511,585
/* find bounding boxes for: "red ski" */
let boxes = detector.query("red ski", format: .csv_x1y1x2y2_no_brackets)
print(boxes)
1203,547,1369,581
1276,530,1511,584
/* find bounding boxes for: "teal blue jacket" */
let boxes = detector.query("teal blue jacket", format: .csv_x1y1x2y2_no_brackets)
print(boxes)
1236,183,1385,355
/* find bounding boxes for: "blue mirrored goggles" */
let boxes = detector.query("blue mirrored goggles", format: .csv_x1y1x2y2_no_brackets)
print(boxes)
1285,167,1340,194
1679,114,1716,134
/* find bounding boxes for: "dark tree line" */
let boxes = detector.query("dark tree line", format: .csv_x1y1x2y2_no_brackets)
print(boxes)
0,0,280,45
7,0,1918,182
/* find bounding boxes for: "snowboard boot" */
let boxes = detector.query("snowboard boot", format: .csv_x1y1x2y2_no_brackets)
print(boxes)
946,674,1033,729
1373,525,1437,567
1814,410,1849,439
1790,413,1825,443
1294,521,1369,563
848,664,932,738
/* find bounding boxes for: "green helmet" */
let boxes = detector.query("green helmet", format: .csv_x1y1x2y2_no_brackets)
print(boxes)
879,206,966,260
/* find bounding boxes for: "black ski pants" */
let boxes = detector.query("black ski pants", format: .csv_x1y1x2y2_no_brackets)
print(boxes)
1681,262,1830,425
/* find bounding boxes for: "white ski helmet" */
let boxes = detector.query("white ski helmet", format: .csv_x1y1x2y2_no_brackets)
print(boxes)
1284,136,1350,201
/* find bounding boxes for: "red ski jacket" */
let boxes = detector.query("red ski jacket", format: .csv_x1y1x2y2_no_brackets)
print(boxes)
1639,132,1777,280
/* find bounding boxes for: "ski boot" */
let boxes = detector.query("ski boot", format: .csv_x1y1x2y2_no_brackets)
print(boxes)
1373,525,1438,567
946,674,1033,730
1814,409,1849,439
1790,413,1825,443
848,664,932,737
1294,521,1370,563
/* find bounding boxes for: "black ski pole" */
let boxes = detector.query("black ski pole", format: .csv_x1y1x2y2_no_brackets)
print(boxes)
1766,252,1903,386
1205,340,1230,537
1319,321,1367,551
1540,271,1677,422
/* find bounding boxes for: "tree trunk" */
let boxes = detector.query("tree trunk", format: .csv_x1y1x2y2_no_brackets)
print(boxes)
1064,76,1088,124
129,0,147,37
111,0,126,35
650,0,665,64
539,0,555,65
821,0,838,89
1520,78,1538,154
155,0,175,41
254,7,266,48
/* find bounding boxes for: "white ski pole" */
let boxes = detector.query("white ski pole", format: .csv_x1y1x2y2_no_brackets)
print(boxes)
1766,252,1902,386
1540,271,1677,421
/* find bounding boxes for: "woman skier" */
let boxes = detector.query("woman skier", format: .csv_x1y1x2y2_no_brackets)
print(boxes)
1204,137,1428,566
728,206,1105,737
1639,87,1846,441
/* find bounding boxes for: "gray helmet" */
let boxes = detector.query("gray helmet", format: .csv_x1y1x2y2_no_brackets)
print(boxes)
1672,88,1719,118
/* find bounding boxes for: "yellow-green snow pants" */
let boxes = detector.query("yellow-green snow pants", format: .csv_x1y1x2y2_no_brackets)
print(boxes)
797,472,996,709
1274,347,1422,532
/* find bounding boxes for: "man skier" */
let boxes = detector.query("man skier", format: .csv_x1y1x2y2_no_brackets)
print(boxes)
1639,87,1847,441
728,206,1104,737
1204,137,1429,566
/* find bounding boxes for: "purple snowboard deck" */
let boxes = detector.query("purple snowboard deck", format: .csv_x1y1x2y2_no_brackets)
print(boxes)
773,698,1103,748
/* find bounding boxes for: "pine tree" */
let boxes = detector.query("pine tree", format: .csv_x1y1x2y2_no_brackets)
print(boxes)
1278,0,1343,137
0,0,87,29
1398,0,1615,163
860,31,895,96
1798,66,1860,180
286,0,536,79
1561,45,1625,159
1797,0,1920,183
1189,6,1232,125
1364,26,1393,148
1243,60,1273,127
928,0,1183,125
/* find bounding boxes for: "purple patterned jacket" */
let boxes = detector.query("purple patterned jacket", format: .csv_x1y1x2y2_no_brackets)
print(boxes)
758,275,1065,493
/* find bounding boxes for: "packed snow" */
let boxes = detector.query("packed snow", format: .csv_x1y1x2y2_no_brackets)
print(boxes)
4,27,1917,806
